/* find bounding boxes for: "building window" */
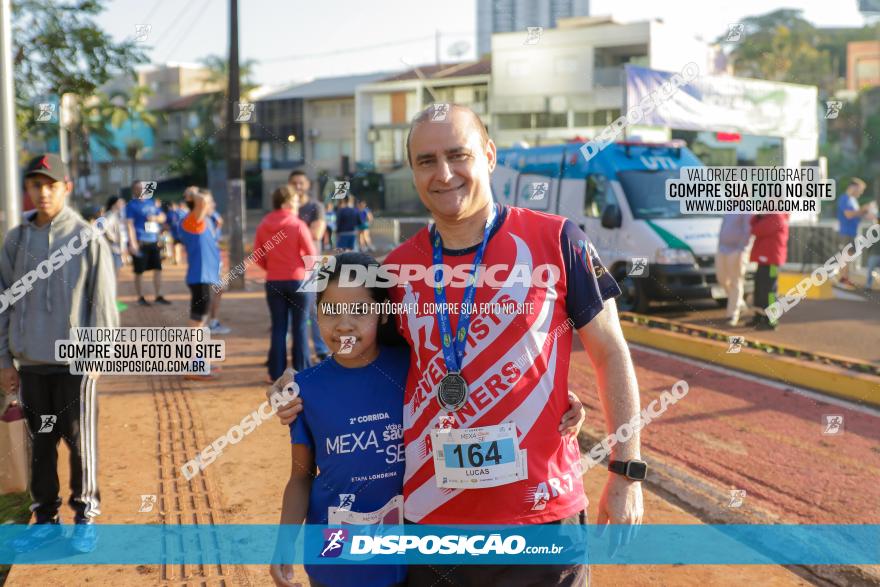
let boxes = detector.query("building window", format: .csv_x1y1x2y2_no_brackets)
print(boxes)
535,112,567,128
286,142,303,161
497,113,533,129
594,109,621,126
573,112,593,126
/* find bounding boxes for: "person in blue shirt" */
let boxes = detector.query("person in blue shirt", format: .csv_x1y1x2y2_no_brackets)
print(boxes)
357,200,374,252
335,196,360,251
271,251,409,587
836,178,870,287
125,180,171,306
167,201,187,266
179,189,222,380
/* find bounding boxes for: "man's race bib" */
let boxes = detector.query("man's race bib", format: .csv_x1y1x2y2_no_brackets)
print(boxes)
431,422,527,489
144,221,160,234
328,495,403,525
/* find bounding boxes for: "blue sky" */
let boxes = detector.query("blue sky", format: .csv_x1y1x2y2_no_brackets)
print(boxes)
95,0,872,87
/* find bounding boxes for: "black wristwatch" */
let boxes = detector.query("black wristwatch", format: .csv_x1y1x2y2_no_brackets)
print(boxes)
608,459,648,481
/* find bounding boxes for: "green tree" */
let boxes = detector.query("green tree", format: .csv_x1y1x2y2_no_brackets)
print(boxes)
167,137,217,187
720,9,834,92
12,0,147,139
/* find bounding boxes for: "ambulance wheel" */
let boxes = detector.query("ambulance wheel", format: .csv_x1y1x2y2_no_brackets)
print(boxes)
613,265,650,313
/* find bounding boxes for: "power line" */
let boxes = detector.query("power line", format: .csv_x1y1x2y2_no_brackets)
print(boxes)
137,0,167,29
149,0,206,49
159,0,215,63
260,35,435,63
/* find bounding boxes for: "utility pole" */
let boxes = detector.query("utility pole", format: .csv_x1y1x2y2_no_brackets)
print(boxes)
226,0,245,290
0,0,20,234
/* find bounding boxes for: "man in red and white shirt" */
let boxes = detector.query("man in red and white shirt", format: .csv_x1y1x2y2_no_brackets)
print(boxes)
392,105,644,584
275,105,644,586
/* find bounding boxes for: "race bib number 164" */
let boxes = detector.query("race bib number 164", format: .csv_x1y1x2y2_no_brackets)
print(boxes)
431,422,526,489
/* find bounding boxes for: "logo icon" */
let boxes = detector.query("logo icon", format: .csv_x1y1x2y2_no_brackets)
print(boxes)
35,103,57,123
531,485,551,511
727,336,744,354
728,489,746,508
824,101,843,120
332,181,350,200
234,101,255,122
438,414,455,429
529,182,548,201
139,494,157,512
628,257,648,277
298,255,338,293
431,103,450,122
38,415,56,433
319,528,348,558
338,494,355,511
524,26,543,45
822,415,844,435
338,336,356,355
134,24,152,43
726,23,744,42
142,180,157,197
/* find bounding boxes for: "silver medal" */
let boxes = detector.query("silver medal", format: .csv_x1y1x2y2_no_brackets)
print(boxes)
437,372,469,411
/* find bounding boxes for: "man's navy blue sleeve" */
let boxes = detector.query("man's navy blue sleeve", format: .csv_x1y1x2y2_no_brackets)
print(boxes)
560,220,621,329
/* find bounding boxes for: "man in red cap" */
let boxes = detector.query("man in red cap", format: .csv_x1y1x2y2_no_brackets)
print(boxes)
0,153,118,554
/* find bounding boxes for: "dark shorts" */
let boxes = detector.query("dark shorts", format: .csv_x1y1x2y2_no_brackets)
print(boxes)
405,510,590,587
838,233,856,250
132,242,162,274
188,283,213,321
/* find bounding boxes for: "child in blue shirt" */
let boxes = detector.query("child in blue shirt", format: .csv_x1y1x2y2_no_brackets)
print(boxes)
272,251,409,587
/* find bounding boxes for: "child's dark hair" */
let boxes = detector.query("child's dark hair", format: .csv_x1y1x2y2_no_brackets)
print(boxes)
316,251,408,347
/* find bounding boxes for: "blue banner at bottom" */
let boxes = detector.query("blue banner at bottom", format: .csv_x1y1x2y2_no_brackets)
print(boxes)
0,524,877,565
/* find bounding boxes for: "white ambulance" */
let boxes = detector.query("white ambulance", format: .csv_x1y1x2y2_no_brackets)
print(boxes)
492,140,726,312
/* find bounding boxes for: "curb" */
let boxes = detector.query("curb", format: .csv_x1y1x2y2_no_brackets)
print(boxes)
620,321,880,408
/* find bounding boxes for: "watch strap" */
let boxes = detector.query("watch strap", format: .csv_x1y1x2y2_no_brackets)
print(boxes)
608,460,628,476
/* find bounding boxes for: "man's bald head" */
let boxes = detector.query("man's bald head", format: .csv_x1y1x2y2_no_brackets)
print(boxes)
405,104,489,167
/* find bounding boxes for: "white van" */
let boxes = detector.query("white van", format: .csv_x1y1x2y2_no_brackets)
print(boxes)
492,140,727,312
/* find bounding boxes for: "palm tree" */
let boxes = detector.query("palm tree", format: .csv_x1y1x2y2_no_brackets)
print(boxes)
107,85,161,182
200,55,259,126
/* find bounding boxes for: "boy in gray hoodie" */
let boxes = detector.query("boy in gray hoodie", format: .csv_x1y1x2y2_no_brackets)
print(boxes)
0,154,118,554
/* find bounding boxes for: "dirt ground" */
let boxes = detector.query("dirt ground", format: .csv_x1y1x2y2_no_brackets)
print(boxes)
3,261,831,586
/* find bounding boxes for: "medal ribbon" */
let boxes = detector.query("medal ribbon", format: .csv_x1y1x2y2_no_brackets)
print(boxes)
431,203,497,375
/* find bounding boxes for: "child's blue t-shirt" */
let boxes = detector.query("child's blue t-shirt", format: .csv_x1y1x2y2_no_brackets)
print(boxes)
290,345,409,587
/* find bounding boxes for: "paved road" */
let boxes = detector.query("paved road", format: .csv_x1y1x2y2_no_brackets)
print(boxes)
570,343,880,525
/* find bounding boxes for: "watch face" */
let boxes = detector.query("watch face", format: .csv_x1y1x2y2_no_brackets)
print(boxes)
626,461,648,480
